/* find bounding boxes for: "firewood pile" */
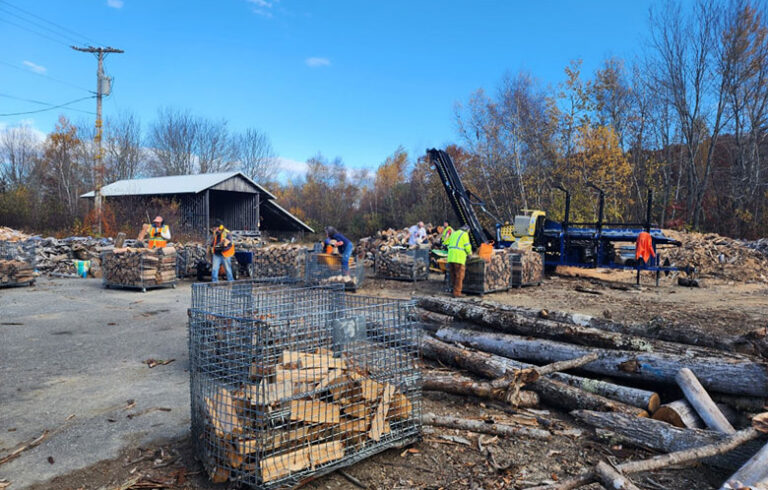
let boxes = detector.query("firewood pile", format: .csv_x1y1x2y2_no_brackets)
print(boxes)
663,230,768,282
189,287,420,487
357,226,441,266
0,226,31,241
36,236,112,276
463,248,520,293
175,243,206,278
102,247,177,289
511,249,544,286
250,245,308,279
415,295,768,489
375,249,429,281
306,253,365,291
0,259,34,285
744,238,768,259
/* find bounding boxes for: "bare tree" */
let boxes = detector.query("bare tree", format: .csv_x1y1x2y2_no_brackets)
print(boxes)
147,107,198,176
105,112,143,181
196,118,236,174
234,128,276,182
0,125,41,189
649,0,730,230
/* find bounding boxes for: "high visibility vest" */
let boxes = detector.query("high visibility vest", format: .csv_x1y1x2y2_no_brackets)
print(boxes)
212,228,235,258
446,230,472,265
440,226,454,246
147,225,169,249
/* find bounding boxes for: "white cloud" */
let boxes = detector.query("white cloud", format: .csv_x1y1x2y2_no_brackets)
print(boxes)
22,60,46,74
275,157,308,180
305,57,330,68
107,0,124,8
247,0,277,17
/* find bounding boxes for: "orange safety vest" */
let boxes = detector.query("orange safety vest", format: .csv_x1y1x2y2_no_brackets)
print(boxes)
147,225,169,249
635,231,656,264
212,228,235,258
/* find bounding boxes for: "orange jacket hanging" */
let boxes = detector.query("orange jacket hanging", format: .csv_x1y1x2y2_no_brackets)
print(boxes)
635,231,656,263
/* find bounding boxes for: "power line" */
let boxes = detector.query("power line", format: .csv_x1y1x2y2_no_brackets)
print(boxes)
0,92,95,115
0,4,84,45
0,18,70,46
0,95,95,117
0,59,93,93
0,0,100,46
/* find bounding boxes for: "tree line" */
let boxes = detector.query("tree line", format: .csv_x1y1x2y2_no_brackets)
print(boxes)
2,0,768,240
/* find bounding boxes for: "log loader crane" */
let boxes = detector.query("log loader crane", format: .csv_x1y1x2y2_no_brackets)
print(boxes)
428,148,691,285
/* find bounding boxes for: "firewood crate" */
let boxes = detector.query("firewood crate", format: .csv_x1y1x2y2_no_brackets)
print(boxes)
374,248,429,282
249,246,308,281
461,249,518,295
188,281,422,488
176,244,207,278
510,249,544,287
0,239,37,287
304,252,365,291
101,247,178,292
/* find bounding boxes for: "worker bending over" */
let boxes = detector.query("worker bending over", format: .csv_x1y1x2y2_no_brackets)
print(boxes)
138,216,171,249
446,224,472,297
209,220,235,282
325,226,353,276
408,221,427,247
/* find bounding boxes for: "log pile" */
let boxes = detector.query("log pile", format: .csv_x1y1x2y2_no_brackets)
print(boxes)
511,249,544,286
200,348,416,485
0,259,34,285
357,226,441,265
663,229,768,282
415,295,768,489
102,247,177,288
375,250,428,281
250,245,308,279
0,226,31,241
174,243,206,278
463,249,515,293
319,274,360,290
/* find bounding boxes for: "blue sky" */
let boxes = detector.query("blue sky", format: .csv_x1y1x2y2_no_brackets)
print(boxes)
0,0,655,176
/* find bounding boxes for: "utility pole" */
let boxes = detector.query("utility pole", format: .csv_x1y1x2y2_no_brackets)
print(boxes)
71,45,123,236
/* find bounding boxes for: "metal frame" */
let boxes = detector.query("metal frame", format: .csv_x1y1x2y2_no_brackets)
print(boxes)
188,281,421,488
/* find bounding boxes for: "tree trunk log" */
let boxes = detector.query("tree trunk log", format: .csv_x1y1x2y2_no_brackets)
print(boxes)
491,352,599,388
549,372,659,413
417,296,758,357
419,296,763,356
421,336,647,416
676,368,736,433
423,371,540,408
594,461,640,490
527,427,762,490
571,410,766,471
653,400,704,429
435,327,768,397
421,412,550,440
712,394,768,413
720,440,768,490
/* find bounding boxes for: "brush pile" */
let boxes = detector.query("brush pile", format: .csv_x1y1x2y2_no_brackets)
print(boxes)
663,230,768,282
415,295,768,489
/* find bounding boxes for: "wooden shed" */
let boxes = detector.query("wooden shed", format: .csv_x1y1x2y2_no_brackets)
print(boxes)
81,172,313,236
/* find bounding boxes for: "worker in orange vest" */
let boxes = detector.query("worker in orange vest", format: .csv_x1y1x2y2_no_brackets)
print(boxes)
138,216,171,249
209,220,235,282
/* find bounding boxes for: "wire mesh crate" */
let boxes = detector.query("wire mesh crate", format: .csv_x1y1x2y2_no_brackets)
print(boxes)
305,252,365,291
102,248,177,292
176,244,207,278
462,250,517,295
374,248,429,282
0,239,37,287
248,247,308,281
510,250,544,287
189,281,421,488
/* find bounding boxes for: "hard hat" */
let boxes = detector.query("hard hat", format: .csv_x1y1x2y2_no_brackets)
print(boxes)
153,216,163,223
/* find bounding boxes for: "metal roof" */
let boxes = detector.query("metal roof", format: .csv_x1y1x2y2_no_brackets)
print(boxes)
80,171,276,199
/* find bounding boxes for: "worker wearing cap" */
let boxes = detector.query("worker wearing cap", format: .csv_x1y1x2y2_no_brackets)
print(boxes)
139,216,171,249
446,224,472,297
209,220,235,282
325,226,353,275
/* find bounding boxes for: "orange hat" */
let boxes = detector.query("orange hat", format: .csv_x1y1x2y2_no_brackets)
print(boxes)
152,216,163,223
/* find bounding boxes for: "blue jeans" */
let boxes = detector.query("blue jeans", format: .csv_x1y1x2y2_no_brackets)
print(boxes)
341,246,353,275
212,254,234,282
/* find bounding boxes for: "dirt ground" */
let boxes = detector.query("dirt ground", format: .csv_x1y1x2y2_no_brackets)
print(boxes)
4,270,767,490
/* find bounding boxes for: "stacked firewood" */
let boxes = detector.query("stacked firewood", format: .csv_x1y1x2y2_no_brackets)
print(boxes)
102,247,177,287
0,259,34,285
201,349,414,484
463,249,515,293
250,245,308,278
511,249,544,286
175,243,206,278
375,250,428,281
415,295,768,489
